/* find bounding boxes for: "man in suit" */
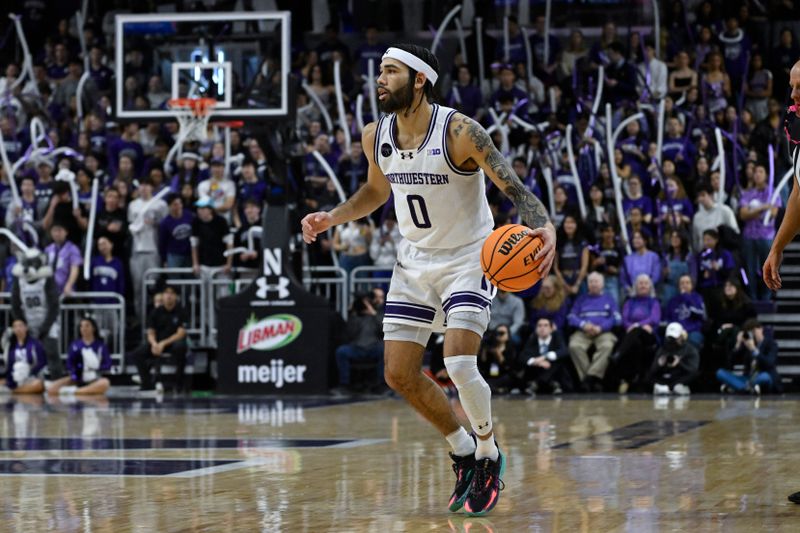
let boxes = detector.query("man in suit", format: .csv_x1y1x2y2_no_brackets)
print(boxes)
518,318,570,394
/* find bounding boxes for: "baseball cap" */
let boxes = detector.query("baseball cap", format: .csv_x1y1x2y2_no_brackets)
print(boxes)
195,197,213,208
665,322,684,339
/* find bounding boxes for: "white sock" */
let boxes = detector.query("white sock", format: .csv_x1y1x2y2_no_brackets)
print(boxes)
444,355,499,461
475,435,499,461
446,427,476,457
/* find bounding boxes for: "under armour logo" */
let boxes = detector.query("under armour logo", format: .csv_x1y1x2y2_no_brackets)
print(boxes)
478,422,489,430
400,151,414,160
256,276,290,299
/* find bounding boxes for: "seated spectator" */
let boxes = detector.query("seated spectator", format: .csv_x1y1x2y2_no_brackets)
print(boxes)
489,290,526,346
446,65,484,121
622,175,653,225
191,198,233,278
567,272,621,392
518,318,570,394
691,184,739,252
655,175,694,235
43,180,85,243
5,175,43,246
738,163,779,300
528,275,569,331
661,117,696,178
695,229,735,315
717,318,780,394
338,140,369,196
232,198,262,270
333,293,384,394
197,158,236,223
235,160,267,224
665,275,706,350
477,324,517,394
622,230,661,296
46,317,112,396
625,207,654,246
159,194,194,268
589,224,624,307
369,212,400,280
709,278,757,373
554,215,589,298
44,222,82,296
660,230,695,305
0,318,46,394
128,285,189,393
171,151,202,192
616,274,661,394
649,322,699,395
333,218,372,275
95,187,128,257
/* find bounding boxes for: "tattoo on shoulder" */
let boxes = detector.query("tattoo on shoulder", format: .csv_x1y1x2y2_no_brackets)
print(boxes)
485,148,550,229
465,118,492,153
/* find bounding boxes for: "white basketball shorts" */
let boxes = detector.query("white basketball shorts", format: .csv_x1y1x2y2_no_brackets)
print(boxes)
383,238,496,333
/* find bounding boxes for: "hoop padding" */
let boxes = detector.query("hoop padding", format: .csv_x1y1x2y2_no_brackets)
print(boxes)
168,98,217,142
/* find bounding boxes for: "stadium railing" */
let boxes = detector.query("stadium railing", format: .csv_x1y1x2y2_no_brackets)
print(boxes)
141,265,349,352
349,266,392,300
0,291,126,375
59,292,126,373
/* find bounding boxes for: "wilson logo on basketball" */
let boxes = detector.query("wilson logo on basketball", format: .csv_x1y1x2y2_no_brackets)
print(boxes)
237,313,302,353
497,230,530,255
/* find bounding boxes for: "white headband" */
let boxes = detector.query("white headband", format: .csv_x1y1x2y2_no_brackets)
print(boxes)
382,47,438,86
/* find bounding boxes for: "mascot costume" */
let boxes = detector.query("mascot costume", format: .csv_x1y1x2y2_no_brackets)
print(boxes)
10,247,64,379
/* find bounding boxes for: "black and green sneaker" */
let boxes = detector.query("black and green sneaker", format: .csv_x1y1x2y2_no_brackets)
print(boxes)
463,448,506,517
448,450,476,512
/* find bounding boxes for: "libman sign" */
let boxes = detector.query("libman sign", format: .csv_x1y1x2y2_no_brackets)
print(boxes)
216,285,331,394
237,314,302,353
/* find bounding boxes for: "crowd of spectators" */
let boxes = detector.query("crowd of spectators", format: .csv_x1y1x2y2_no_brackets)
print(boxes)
0,1,797,395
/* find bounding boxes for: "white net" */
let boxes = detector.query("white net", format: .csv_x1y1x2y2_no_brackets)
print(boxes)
168,98,216,142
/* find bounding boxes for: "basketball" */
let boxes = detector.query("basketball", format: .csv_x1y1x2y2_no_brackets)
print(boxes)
481,224,545,292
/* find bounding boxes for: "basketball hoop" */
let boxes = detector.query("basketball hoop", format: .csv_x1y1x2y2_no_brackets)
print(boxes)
168,97,217,142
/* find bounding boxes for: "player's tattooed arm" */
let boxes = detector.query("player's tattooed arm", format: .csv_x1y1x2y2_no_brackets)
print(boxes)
452,115,550,229
449,113,557,275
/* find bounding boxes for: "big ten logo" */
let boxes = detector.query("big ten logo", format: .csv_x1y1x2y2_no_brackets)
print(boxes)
237,400,306,426
427,147,441,156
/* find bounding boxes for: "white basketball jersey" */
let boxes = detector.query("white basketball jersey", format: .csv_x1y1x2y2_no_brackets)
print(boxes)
375,104,494,249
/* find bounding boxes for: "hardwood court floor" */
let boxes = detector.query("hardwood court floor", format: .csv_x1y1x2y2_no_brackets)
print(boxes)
2,393,800,532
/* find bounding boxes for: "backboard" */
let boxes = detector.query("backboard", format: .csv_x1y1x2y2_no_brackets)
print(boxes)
115,11,290,121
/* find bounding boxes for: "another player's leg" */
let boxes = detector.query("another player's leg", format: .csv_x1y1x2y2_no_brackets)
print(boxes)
443,312,505,516
382,332,476,511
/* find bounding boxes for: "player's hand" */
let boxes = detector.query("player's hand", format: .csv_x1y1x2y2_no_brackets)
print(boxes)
301,212,334,244
763,250,783,291
529,222,557,276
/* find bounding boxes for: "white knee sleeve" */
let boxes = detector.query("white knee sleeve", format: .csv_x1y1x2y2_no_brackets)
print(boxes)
383,323,432,346
444,355,493,436
447,309,490,337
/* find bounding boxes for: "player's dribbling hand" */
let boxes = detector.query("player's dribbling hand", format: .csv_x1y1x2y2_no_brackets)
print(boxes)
529,222,557,276
763,251,783,291
301,212,334,244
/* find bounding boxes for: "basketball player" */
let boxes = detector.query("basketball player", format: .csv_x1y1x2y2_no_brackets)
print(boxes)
764,59,800,505
301,44,556,515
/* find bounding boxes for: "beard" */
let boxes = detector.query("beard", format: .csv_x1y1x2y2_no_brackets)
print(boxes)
378,80,416,114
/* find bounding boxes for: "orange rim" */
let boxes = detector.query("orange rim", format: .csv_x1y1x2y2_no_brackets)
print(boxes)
167,97,217,116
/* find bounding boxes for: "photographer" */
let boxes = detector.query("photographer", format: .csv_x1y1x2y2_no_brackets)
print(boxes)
333,292,384,394
648,322,699,395
716,319,780,394
477,325,517,394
